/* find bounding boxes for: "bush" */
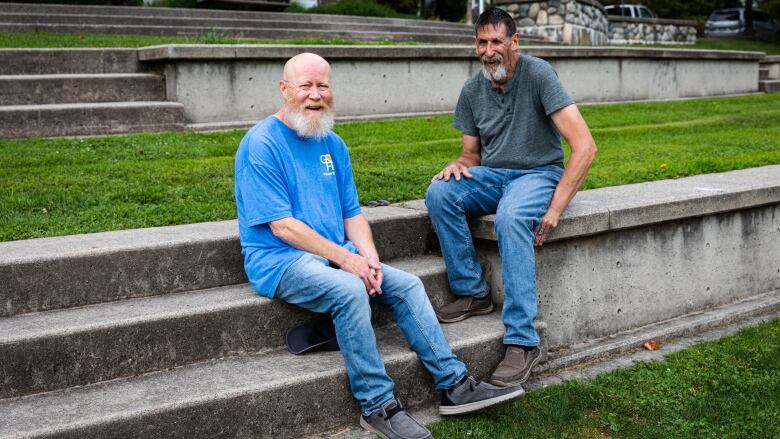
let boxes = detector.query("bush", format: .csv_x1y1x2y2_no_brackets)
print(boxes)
286,0,418,19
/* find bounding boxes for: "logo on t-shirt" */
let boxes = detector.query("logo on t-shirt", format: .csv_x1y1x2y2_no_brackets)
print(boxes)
320,154,335,176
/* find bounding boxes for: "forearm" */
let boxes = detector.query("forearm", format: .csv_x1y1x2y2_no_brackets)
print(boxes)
269,217,350,265
548,145,595,215
344,214,379,261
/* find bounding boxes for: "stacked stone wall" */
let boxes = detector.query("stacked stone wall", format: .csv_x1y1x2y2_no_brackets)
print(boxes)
495,0,609,45
608,17,697,45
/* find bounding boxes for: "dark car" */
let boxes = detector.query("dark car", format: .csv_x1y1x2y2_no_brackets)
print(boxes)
704,8,778,38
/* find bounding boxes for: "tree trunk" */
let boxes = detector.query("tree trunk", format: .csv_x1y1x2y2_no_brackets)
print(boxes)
745,0,754,37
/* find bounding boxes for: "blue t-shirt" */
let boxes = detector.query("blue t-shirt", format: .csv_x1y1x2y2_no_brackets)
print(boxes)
234,116,362,298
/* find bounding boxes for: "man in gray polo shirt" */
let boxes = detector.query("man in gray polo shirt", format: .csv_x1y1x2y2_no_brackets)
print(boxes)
425,7,597,387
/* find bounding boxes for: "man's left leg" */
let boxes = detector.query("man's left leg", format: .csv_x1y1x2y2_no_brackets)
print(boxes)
489,165,563,386
374,263,526,415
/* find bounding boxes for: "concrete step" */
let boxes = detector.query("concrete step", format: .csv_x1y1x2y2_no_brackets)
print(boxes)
0,73,165,105
2,12,473,36
759,79,780,93
0,312,509,439
0,207,432,317
0,101,185,139
0,23,473,44
0,254,452,399
0,2,472,30
0,49,142,75
760,68,770,80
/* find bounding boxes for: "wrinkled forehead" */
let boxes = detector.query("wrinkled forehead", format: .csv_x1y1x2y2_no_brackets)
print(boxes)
476,23,512,39
285,59,332,84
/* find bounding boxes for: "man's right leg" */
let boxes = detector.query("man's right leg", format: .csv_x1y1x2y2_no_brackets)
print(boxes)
276,253,395,416
424,166,504,323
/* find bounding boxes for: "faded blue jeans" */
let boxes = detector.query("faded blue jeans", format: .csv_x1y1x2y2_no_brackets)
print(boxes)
276,253,467,416
425,165,563,347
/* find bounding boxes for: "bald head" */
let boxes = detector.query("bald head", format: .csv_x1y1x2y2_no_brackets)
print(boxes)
282,52,331,83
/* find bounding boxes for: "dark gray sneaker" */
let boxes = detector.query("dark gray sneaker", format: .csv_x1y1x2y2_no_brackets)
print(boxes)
489,346,542,386
360,398,432,439
436,294,493,323
439,376,525,415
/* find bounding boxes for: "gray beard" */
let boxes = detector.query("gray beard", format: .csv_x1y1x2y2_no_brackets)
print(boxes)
481,62,507,82
286,106,335,139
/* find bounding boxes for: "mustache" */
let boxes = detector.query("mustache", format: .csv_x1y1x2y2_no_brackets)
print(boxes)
481,54,504,64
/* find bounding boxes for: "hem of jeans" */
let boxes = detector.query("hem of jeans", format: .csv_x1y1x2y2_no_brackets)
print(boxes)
436,368,469,391
362,394,396,417
502,337,539,347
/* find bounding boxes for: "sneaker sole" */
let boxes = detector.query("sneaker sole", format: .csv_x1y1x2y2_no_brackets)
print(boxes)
488,351,543,386
436,302,494,323
359,416,433,439
439,385,525,416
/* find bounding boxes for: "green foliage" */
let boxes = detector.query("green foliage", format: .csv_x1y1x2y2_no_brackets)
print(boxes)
0,31,416,48
1,94,780,241
286,0,418,19
434,0,465,22
759,0,780,18
431,317,780,438
150,0,198,7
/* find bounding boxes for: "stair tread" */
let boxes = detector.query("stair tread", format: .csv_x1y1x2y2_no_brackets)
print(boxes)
0,312,504,436
0,101,184,111
0,73,161,80
0,254,446,343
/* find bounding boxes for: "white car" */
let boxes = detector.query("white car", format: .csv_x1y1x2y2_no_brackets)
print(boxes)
604,4,656,19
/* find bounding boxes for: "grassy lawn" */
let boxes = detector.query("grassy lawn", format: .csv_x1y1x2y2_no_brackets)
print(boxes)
1,93,779,242
667,37,780,55
0,31,412,48
430,317,780,438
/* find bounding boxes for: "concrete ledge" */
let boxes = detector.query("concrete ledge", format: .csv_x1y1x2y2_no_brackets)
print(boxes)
0,48,141,75
0,206,433,317
0,73,165,105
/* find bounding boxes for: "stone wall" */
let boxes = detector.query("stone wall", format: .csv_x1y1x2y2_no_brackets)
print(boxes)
495,0,609,45
609,16,697,45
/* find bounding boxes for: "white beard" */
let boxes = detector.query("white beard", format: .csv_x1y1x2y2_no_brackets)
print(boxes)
286,105,335,139
481,55,507,82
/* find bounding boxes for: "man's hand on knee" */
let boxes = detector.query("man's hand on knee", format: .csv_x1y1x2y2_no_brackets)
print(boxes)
432,161,473,182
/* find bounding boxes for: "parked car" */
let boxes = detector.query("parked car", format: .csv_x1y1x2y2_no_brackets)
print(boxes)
604,4,656,19
704,8,778,38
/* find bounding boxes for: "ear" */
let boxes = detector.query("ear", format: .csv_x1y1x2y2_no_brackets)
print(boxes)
510,32,520,50
279,79,288,97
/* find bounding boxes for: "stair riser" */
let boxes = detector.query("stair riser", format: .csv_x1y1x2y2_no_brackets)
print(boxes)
0,76,165,105
0,214,432,317
0,104,185,139
3,13,472,35
0,3,472,30
0,268,451,399
14,336,505,439
0,49,141,75
0,24,474,44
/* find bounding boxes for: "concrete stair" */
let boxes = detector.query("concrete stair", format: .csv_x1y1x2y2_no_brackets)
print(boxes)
0,2,474,44
2,168,780,438
759,55,780,93
0,49,185,138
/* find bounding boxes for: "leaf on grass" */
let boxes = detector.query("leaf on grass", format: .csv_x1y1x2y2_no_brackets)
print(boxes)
643,340,661,351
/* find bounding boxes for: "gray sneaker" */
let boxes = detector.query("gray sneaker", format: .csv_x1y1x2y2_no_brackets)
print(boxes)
436,294,493,323
439,375,525,416
489,345,542,386
360,398,432,439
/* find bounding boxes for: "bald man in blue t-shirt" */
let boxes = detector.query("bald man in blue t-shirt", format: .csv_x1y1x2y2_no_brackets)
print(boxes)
234,53,524,439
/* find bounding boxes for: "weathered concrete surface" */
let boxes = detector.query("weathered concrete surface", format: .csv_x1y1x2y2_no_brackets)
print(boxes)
0,74,165,105
0,49,141,75
0,313,510,439
760,79,780,93
0,255,450,399
0,101,185,139
0,206,432,317
137,45,762,124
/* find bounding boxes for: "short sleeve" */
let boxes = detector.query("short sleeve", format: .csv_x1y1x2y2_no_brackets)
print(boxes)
452,87,479,136
536,62,575,116
236,162,292,226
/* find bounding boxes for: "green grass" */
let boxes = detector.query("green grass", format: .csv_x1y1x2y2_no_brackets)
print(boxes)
0,31,412,48
1,93,780,242
431,317,780,438
652,37,780,55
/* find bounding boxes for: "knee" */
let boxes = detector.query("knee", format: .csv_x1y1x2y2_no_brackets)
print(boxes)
425,180,458,214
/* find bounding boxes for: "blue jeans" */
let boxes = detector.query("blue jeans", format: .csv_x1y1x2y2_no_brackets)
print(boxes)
276,253,467,416
425,165,563,347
